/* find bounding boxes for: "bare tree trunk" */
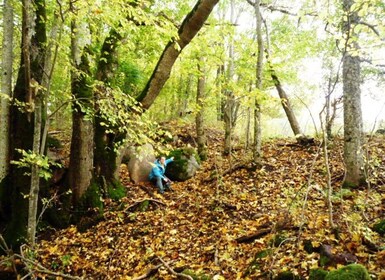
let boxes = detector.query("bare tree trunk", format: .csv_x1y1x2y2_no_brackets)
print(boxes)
223,0,239,157
137,0,220,109
216,65,225,121
250,0,263,164
69,12,94,202
342,0,365,187
196,58,207,160
0,0,13,182
28,83,42,246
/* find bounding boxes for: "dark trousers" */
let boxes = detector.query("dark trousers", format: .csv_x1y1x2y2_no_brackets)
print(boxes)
151,177,171,194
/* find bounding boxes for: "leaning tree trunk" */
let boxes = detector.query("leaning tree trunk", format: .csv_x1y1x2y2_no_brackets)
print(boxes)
136,0,220,109
4,0,47,247
269,66,302,136
196,57,208,160
69,15,94,203
0,0,13,183
342,0,365,187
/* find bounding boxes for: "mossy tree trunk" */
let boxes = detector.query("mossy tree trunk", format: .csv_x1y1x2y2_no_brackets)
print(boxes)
3,0,47,247
94,28,124,189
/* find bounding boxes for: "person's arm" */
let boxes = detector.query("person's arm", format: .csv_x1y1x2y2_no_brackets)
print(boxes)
165,157,174,165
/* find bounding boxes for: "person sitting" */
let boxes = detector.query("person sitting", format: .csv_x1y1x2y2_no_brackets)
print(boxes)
149,156,174,194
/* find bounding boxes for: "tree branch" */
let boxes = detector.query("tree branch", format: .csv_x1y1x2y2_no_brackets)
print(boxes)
157,256,193,280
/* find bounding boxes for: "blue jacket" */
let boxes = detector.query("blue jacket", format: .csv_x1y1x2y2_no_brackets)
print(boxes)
149,158,173,180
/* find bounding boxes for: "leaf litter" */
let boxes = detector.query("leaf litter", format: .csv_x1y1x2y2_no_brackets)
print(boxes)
35,125,385,279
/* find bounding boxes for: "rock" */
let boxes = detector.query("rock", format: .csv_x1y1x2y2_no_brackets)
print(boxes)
126,144,155,183
165,147,200,181
375,128,385,134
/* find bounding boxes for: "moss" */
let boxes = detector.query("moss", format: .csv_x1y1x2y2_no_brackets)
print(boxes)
320,254,332,267
373,219,385,235
169,147,201,164
325,264,370,280
274,271,302,280
309,269,328,280
107,182,126,201
269,234,286,247
80,182,103,212
46,135,62,149
166,147,200,181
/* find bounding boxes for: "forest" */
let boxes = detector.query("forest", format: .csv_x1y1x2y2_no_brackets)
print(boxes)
0,0,385,279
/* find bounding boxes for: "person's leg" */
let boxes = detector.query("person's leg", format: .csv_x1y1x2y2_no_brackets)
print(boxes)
163,177,173,191
154,177,164,194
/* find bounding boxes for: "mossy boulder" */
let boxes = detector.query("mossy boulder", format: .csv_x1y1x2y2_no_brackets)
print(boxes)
165,147,200,181
309,269,328,280
373,219,385,235
325,264,370,280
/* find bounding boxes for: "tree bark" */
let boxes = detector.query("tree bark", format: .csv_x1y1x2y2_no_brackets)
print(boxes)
196,58,207,160
342,0,365,187
94,28,124,187
136,0,220,109
251,0,263,164
69,14,94,202
4,0,47,247
0,0,13,183
28,83,42,246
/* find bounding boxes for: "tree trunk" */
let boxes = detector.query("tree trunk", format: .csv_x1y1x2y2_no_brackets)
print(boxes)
94,28,124,188
270,70,302,136
28,86,42,246
4,0,47,247
223,0,239,157
196,58,207,160
342,0,364,187
0,0,13,184
69,16,94,203
252,0,263,164
136,0,220,109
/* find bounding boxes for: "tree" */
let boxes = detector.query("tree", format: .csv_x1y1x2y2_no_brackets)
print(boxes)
137,0,220,109
68,4,95,203
342,0,365,187
3,0,47,247
196,57,208,160
247,0,263,164
0,0,13,183
94,0,220,186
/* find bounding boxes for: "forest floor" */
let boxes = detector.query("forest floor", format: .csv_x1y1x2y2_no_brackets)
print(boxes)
34,123,385,279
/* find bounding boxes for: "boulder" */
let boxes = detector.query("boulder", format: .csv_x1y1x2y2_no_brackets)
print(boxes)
165,147,200,181
126,144,155,183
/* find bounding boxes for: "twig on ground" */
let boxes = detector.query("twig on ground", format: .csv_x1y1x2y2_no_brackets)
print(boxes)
131,263,163,280
157,256,193,280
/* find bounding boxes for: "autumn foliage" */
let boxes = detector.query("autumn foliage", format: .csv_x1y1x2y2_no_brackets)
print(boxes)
3,123,385,279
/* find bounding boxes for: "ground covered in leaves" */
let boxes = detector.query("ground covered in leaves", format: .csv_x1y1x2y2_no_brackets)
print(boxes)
35,125,385,279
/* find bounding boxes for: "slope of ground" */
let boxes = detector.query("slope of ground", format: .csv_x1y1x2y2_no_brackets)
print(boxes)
33,124,385,279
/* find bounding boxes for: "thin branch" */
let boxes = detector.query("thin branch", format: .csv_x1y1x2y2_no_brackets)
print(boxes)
131,264,163,280
358,21,380,37
157,256,193,280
